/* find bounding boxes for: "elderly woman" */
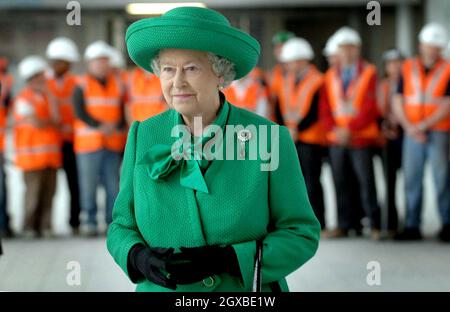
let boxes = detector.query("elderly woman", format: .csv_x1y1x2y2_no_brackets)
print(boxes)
107,6,320,292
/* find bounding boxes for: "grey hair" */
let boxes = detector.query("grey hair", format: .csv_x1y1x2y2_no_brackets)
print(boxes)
150,51,236,88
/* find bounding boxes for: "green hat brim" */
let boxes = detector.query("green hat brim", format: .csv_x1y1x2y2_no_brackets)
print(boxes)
126,17,260,80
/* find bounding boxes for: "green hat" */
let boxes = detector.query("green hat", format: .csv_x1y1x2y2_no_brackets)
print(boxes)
272,31,295,45
125,6,260,80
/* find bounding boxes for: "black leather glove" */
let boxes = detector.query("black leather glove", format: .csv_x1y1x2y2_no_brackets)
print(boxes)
128,244,177,290
166,245,241,285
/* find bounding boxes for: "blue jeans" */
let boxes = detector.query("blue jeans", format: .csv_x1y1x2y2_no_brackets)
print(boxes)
403,131,450,228
76,149,122,227
0,154,7,231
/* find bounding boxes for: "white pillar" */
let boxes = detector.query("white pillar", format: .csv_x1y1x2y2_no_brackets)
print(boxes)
111,15,126,52
396,3,414,57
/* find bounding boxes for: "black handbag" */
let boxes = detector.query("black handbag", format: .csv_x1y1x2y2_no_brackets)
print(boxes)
252,239,282,293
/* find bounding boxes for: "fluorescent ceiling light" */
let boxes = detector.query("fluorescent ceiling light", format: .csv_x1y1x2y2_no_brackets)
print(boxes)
126,2,207,15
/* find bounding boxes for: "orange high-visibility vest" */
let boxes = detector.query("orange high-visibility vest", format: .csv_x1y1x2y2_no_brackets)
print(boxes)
402,58,450,131
277,65,326,145
74,73,127,153
268,64,284,95
223,68,270,117
46,73,78,142
324,62,380,142
0,73,13,152
127,67,166,122
13,87,62,171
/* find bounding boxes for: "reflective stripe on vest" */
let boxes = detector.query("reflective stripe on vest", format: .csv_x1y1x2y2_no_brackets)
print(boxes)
279,66,326,145
47,74,77,142
403,58,450,130
127,68,166,122
224,81,263,112
13,87,62,171
74,74,126,153
325,62,380,140
0,74,13,152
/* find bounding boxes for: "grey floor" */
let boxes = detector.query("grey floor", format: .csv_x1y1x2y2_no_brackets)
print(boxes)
0,133,449,291
1,235,449,292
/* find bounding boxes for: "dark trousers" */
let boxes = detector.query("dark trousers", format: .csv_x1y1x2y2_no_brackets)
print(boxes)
295,142,326,229
23,168,57,232
0,154,9,231
329,146,381,230
347,163,365,232
62,142,81,229
381,138,402,230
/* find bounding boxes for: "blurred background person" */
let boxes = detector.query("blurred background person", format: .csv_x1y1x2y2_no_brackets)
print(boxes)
323,34,340,68
223,67,271,119
268,31,295,123
73,40,127,237
320,27,381,240
273,37,327,230
377,49,404,239
322,32,365,237
13,56,61,238
393,23,450,242
125,65,166,124
109,46,129,85
0,56,14,238
45,37,81,236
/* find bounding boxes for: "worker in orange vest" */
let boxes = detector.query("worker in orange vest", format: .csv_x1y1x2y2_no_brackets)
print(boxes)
268,31,295,122
223,67,271,119
320,27,381,240
46,37,82,235
13,56,62,238
73,40,127,237
377,49,404,238
392,23,450,242
271,37,327,230
109,46,129,85
125,66,166,123
0,56,14,238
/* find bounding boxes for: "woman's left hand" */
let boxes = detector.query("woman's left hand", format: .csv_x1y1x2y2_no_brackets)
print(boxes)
166,245,241,285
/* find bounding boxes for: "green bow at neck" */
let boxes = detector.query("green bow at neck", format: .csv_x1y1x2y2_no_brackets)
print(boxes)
138,99,230,194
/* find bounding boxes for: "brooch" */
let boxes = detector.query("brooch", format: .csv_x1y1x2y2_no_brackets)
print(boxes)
237,129,252,158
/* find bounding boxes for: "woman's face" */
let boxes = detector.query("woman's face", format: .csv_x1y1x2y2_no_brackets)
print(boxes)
158,49,221,120
385,59,402,78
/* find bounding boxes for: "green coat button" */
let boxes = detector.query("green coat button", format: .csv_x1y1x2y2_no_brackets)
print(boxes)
202,276,215,287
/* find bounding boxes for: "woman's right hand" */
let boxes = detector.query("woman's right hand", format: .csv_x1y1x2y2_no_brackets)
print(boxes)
128,244,177,290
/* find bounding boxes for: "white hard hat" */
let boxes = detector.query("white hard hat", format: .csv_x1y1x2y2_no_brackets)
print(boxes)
333,26,362,46
323,34,339,57
382,49,404,62
84,40,112,61
18,55,48,81
418,23,448,48
279,37,314,62
46,37,80,63
109,47,125,69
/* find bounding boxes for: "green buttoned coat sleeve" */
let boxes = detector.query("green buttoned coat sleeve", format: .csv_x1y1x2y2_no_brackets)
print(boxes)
106,121,147,282
232,126,320,291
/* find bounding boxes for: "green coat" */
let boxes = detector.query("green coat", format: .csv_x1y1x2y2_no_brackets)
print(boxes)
106,100,320,292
